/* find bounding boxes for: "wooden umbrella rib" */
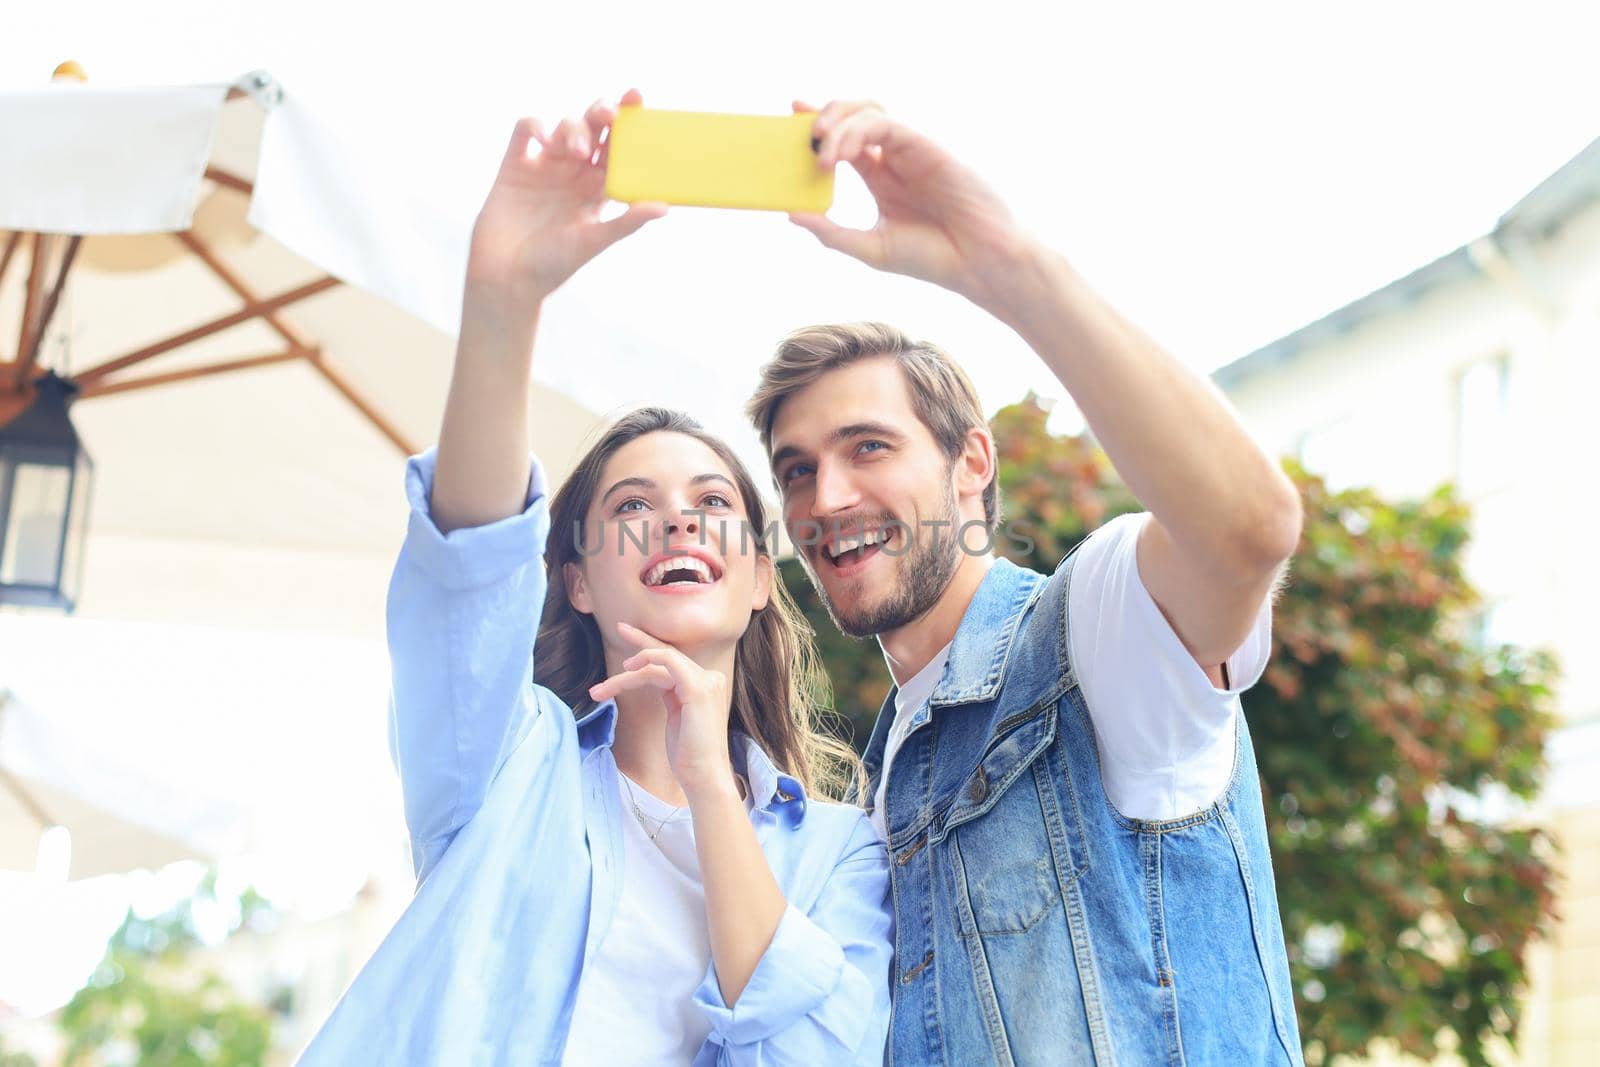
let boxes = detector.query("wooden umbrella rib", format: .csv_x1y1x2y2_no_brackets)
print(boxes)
14,235,48,375
306,354,418,456
202,165,254,196
174,230,310,350
75,347,315,399
0,231,22,308
73,275,341,387
13,235,82,389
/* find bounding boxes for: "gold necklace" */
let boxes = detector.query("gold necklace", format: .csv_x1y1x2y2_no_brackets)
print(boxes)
621,774,689,843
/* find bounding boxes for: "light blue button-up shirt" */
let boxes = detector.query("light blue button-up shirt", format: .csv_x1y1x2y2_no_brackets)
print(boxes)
296,450,893,1067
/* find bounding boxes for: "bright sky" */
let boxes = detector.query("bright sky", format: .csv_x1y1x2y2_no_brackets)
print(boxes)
5,0,1600,1022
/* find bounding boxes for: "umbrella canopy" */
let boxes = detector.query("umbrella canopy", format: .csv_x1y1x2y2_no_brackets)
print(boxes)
0,687,208,879
0,71,609,635
0,613,403,893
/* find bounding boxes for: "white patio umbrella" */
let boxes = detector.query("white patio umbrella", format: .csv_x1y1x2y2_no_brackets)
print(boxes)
0,686,212,880
0,70,618,884
0,69,620,636
0,612,402,895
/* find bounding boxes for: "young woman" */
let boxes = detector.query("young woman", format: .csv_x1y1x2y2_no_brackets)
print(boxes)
296,93,893,1065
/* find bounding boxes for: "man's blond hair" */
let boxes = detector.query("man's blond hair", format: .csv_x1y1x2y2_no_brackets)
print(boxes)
746,322,999,529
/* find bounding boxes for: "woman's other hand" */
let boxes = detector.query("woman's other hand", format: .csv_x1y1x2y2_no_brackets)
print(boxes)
588,621,740,805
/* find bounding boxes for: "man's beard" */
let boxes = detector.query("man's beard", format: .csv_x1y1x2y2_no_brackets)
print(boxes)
809,480,962,639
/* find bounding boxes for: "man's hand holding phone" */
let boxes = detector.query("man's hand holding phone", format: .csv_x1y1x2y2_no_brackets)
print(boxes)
789,99,1038,316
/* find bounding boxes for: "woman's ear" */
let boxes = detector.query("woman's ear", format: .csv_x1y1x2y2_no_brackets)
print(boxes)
751,555,774,613
564,560,595,615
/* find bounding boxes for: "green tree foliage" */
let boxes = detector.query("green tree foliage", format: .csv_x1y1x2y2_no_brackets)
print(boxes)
784,394,1558,1064
0,1043,40,1067
57,871,275,1067
1258,463,1556,1065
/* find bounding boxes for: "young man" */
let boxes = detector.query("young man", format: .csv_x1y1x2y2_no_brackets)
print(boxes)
749,101,1306,1065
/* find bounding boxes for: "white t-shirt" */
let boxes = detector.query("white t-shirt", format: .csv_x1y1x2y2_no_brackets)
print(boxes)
561,771,742,1065
869,644,953,841
869,512,1271,836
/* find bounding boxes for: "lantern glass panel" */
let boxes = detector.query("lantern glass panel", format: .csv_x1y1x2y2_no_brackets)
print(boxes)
60,453,93,608
0,461,71,587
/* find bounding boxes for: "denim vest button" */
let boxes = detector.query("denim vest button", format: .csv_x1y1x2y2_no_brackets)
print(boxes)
965,767,989,805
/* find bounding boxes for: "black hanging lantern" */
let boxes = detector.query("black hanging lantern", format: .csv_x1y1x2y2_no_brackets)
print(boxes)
0,372,93,612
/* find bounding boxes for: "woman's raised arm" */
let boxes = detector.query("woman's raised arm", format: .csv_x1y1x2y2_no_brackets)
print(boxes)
389,99,666,881
432,93,666,532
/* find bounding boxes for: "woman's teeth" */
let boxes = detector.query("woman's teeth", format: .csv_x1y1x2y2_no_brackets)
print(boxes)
644,556,714,586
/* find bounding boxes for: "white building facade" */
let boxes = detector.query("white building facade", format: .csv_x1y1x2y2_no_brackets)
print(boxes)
1215,138,1600,1066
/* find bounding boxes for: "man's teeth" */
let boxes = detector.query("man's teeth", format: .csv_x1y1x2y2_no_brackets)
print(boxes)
827,529,889,560
644,556,714,586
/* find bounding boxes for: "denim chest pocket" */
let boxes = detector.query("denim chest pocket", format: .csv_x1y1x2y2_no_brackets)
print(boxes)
939,698,1089,936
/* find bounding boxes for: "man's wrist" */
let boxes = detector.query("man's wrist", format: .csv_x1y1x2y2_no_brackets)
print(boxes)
967,236,1072,326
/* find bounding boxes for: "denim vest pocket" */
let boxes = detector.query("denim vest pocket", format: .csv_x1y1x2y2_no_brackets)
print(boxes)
941,698,1088,935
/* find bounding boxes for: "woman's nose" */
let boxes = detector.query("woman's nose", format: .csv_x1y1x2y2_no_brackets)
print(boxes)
665,512,700,537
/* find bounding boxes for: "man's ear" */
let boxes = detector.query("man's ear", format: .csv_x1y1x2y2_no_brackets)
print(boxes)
564,561,594,615
955,427,997,508
752,555,774,613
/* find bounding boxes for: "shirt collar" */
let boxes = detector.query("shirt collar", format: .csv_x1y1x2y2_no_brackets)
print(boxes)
574,699,619,750
929,557,1044,708
887,640,953,717
574,700,808,829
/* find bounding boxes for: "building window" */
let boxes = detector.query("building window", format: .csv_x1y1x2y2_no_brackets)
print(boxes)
1455,354,1513,497
1298,415,1366,492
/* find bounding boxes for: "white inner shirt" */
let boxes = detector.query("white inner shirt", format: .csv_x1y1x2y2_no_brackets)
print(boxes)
561,770,749,1065
869,644,952,842
869,511,1272,838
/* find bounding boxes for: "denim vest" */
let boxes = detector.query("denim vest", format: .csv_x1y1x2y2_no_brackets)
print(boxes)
860,554,1304,1066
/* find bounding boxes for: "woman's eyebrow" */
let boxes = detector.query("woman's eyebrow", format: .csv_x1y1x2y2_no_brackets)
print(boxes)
601,473,736,506
600,476,655,505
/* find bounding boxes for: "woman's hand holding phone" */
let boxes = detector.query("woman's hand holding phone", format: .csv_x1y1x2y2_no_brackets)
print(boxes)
466,90,668,308
434,93,666,533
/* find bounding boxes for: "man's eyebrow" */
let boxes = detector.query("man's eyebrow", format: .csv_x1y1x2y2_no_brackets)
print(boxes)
772,421,908,470
832,421,905,444
770,444,806,472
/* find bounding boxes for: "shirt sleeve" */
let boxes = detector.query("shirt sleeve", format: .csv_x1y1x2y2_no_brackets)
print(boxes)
385,447,551,883
1066,512,1273,821
691,814,893,1066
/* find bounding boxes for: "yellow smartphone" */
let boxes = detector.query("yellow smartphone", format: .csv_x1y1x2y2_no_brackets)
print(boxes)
604,107,834,214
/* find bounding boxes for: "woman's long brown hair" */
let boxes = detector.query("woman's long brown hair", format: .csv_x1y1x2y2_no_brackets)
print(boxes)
532,407,863,801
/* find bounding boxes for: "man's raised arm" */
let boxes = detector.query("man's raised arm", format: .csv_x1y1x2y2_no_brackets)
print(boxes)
791,99,1301,675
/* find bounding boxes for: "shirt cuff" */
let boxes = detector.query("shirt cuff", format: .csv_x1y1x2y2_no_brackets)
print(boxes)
398,447,550,591
692,902,846,1046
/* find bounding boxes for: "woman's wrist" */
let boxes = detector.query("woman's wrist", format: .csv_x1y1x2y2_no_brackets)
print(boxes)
683,764,744,811
462,269,547,322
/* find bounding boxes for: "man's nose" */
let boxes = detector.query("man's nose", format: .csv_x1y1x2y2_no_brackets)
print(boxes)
811,459,860,517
